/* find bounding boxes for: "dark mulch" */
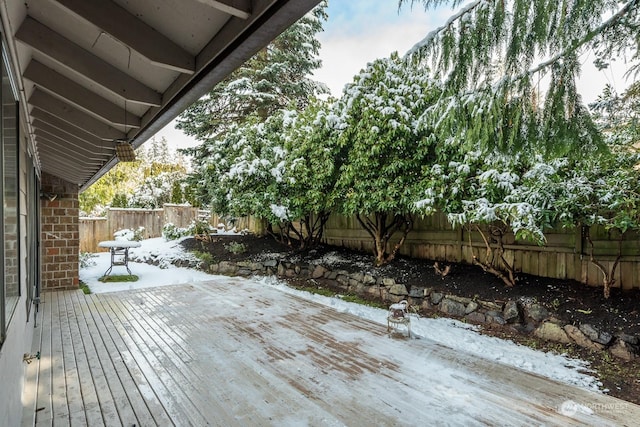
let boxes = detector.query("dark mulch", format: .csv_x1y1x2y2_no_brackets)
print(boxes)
181,233,640,404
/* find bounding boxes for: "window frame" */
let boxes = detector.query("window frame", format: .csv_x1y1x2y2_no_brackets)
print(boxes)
0,36,20,345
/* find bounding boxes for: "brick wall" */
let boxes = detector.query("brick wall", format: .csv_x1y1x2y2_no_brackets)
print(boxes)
41,172,79,291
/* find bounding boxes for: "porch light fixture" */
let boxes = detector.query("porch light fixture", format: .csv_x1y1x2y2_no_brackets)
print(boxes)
115,139,136,162
114,99,136,162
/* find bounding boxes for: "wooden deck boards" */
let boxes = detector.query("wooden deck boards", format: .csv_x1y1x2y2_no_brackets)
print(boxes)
22,280,640,426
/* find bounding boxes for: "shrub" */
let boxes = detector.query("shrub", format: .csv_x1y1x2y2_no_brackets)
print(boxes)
188,219,214,236
163,220,215,241
79,252,97,268
113,227,145,241
162,222,187,240
224,241,247,254
193,250,214,268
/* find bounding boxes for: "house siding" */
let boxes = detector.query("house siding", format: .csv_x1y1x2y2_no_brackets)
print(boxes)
0,134,36,427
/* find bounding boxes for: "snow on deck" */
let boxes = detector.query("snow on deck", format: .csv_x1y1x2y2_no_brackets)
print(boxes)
24,276,640,426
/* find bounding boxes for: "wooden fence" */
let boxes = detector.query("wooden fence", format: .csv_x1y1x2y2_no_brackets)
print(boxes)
80,204,201,252
80,205,267,253
322,213,640,290
81,205,640,290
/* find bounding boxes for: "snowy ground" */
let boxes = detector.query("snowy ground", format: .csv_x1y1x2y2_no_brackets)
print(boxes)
82,237,212,293
80,236,605,395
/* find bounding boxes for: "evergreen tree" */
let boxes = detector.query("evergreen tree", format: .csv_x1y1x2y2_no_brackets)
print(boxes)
111,193,128,208
79,137,189,215
334,53,442,265
170,181,184,204
590,82,640,148
399,0,639,153
176,1,328,141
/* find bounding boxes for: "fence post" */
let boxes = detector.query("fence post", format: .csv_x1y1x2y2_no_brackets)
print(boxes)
457,226,463,262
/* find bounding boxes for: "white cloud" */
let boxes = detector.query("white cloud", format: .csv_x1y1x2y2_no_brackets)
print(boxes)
314,2,631,103
314,2,449,97
152,119,200,150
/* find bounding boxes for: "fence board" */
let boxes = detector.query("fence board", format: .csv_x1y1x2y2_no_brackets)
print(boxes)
80,205,262,253
556,253,566,279
321,213,640,290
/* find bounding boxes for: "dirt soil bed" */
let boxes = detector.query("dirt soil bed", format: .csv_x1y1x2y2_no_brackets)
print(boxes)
182,233,640,404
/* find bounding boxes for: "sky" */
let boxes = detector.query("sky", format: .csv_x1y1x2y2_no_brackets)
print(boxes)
152,1,450,150
153,0,630,151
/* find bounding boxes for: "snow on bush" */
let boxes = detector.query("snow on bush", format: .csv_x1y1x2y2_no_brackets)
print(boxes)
114,227,145,242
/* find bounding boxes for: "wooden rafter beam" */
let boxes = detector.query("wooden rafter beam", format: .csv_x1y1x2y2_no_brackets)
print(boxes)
36,145,105,170
29,89,126,141
24,60,141,129
32,120,111,156
55,0,195,74
35,134,109,163
39,163,89,183
16,16,161,106
193,0,251,19
30,109,107,148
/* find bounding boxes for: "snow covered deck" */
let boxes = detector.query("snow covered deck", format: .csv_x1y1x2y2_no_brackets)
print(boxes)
23,278,640,426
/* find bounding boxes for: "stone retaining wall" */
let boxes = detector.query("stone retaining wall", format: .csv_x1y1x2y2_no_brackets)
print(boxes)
136,254,639,361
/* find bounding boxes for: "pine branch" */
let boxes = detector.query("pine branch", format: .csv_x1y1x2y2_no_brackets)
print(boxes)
524,0,640,79
405,0,483,58
408,0,639,89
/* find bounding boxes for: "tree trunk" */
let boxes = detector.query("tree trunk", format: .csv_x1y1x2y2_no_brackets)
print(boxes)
586,227,623,299
302,211,330,249
470,224,516,287
356,212,413,266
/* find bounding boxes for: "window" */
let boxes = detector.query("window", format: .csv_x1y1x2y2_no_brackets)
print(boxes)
0,42,18,343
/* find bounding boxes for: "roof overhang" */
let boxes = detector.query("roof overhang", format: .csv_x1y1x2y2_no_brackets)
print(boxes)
0,0,320,191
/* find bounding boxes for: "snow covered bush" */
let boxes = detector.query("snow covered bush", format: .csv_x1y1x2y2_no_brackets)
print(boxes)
162,223,187,241
553,151,640,298
128,171,187,209
333,52,442,265
183,100,340,249
187,219,214,237
79,252,97,268
263,101,341,248
162,220,215,241
114,227,145,242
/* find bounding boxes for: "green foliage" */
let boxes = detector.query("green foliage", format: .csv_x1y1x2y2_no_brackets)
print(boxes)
398,0,639,153
192,250,214,268
333,53,441,264
114,227,145,242
335,53,440,217
162,223,186,241
80,137,190,215
176,3,336,249
170,181,184,204
79,252,97,269
177,2,328,140
162,220,214,241
263,102,341,248
590,82,640,149
98,275,139,283
79,281,91,294
184,100,340,249
79,160,142,216
111,193,128,208
116,227,144,242
224,241,247,255
190,219,214,236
